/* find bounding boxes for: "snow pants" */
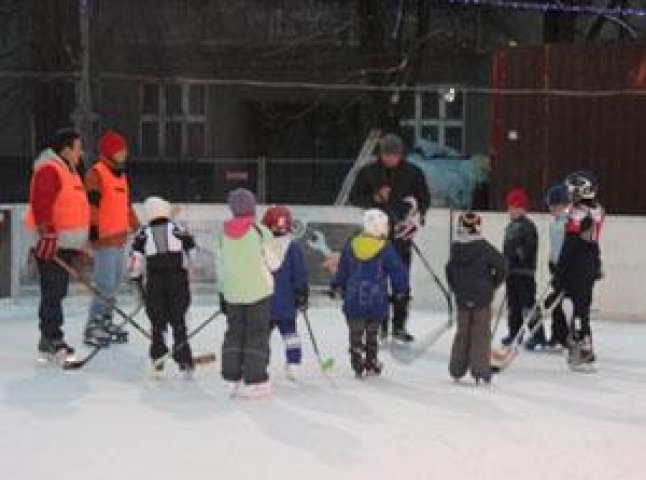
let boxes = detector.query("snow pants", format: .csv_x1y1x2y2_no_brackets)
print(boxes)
145,269,192,366
272,316,302,365
222,297,272,385
506,275,545,343
449,307,492,381
347,317,380,373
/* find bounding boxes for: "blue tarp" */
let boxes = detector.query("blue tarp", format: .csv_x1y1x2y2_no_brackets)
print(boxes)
407,138,489,210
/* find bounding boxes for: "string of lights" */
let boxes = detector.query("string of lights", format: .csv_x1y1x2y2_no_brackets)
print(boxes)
445,0,646,17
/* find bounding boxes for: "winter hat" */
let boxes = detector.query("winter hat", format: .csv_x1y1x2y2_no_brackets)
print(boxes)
363,209,389,238
379,133,404,155
99,130,127,158
458,211,482,235
143,196,171,223
262,205,293,235
545,183,570,207
227,188,256,218
506,188,529,209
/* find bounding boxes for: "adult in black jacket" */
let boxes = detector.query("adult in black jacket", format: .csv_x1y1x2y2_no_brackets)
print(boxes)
349,133,431,343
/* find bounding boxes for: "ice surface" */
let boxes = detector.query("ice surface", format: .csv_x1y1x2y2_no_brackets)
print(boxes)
1,296,645,480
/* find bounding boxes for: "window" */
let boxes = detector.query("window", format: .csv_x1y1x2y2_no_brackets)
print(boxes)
140,83,207,158
399,88,465,153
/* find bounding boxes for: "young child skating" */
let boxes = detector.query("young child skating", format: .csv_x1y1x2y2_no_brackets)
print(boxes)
217,189,281,398
552,171,604,371
330,209,409,378
261,205,309,381
446,212,507,384
502,188,542,349
129,196,196,376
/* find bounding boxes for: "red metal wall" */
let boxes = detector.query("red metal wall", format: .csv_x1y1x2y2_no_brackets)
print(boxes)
490,40,646,214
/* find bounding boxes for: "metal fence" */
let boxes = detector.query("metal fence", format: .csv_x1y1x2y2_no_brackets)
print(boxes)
0,157,355,205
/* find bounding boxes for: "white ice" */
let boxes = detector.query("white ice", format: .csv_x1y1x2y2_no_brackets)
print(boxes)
1,296,645,480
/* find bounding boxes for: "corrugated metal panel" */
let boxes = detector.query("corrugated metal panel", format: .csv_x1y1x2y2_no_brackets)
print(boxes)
491,41,646,214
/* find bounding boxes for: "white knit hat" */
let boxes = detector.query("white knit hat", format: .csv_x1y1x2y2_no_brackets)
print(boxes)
143,196,171,223
363,209,389,238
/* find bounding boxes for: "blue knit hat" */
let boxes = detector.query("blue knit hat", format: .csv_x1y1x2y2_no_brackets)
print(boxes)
545,183,569,207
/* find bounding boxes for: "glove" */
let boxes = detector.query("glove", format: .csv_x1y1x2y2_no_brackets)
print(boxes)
34,226,58,261
219,293,228,315
89,225,99,243
294,288,309,312
392,290,412,304
550,276,563,294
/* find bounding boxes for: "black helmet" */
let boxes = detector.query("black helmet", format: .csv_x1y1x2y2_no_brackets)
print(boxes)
565,171,598,202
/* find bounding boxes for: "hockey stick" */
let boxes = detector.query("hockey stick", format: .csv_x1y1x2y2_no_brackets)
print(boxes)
54,256,216,367
301,310,336,385
152,309,223,370
491,290,564,373
63,297,144,370
491,290,507,339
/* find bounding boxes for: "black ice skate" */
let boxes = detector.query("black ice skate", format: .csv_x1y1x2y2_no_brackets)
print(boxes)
84,317,111,348
392,329,414,344
37,337,76,364
364,359,383,377
350,346,365,378
102,315,128,344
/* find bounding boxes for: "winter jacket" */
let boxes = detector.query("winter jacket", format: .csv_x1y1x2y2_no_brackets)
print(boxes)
270,235,309,321
330,232,409,320
554,202,604,291
349,160,431,222
216,217,281,305
446,234,508,310
130,218,196,276
549,211,568,266
503,215,538,277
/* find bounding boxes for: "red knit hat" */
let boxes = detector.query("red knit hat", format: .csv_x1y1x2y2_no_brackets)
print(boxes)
506,188,529,209
99,131,127,158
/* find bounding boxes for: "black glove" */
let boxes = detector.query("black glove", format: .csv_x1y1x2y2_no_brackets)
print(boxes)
327,287,341,300
219,293,228,315
550,276,563,294
294,288,309,312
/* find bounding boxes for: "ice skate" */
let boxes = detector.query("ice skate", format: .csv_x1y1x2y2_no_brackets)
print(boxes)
83,317,111,348
37,337,76,365
364,359,383,377
392,329,414,344
103,315,128,344
238,381,273,399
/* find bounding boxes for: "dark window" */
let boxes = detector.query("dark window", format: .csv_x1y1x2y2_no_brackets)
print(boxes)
142,84,160,115
165,84,182,116
187,122,205,157
165,122,182,156
141,122,159,156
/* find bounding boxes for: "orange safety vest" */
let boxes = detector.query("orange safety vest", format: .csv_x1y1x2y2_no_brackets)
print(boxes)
25,157,90,242
91,160,131,239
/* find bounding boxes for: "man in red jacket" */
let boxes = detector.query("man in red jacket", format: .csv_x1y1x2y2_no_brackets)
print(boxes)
84,131,139,347
25,129,89,361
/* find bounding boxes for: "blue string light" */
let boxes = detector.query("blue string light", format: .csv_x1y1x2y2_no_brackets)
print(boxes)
446,0,646,17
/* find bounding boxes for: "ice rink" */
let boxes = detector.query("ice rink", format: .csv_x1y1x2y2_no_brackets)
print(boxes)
1,297,645,480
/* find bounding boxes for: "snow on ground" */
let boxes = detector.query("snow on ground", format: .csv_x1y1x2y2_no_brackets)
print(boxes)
1,296,645,480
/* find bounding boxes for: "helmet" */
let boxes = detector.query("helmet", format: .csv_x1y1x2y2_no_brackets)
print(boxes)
457,211,482,235
363,209,390,238
262,205,293,235
545,183,570,207
143,196,171,223
565,171,598,201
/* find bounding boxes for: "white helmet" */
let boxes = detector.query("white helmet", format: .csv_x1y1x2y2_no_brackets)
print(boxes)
143,196,171,223
363,209,389,238
565,171,598,201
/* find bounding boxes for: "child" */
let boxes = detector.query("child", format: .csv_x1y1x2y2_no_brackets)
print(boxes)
217,189,280,397
552,171,604,370
446,212,507,384
502,188,542,348
261,205,309,381
330,209,409,378
545,183,571,350
129,196,196,375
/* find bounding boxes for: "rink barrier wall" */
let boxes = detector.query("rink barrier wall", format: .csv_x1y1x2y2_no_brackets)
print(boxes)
3,204,645,322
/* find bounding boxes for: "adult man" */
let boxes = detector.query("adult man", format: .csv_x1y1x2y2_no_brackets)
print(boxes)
349,133,430,343
25,129,89,361
84,131,139,347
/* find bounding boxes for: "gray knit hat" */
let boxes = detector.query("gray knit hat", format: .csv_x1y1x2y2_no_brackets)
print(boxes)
227,188,256,217
379,133,404,155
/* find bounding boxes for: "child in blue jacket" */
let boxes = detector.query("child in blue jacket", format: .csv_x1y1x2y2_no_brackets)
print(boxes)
262,205,309,381
330,209,409,378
